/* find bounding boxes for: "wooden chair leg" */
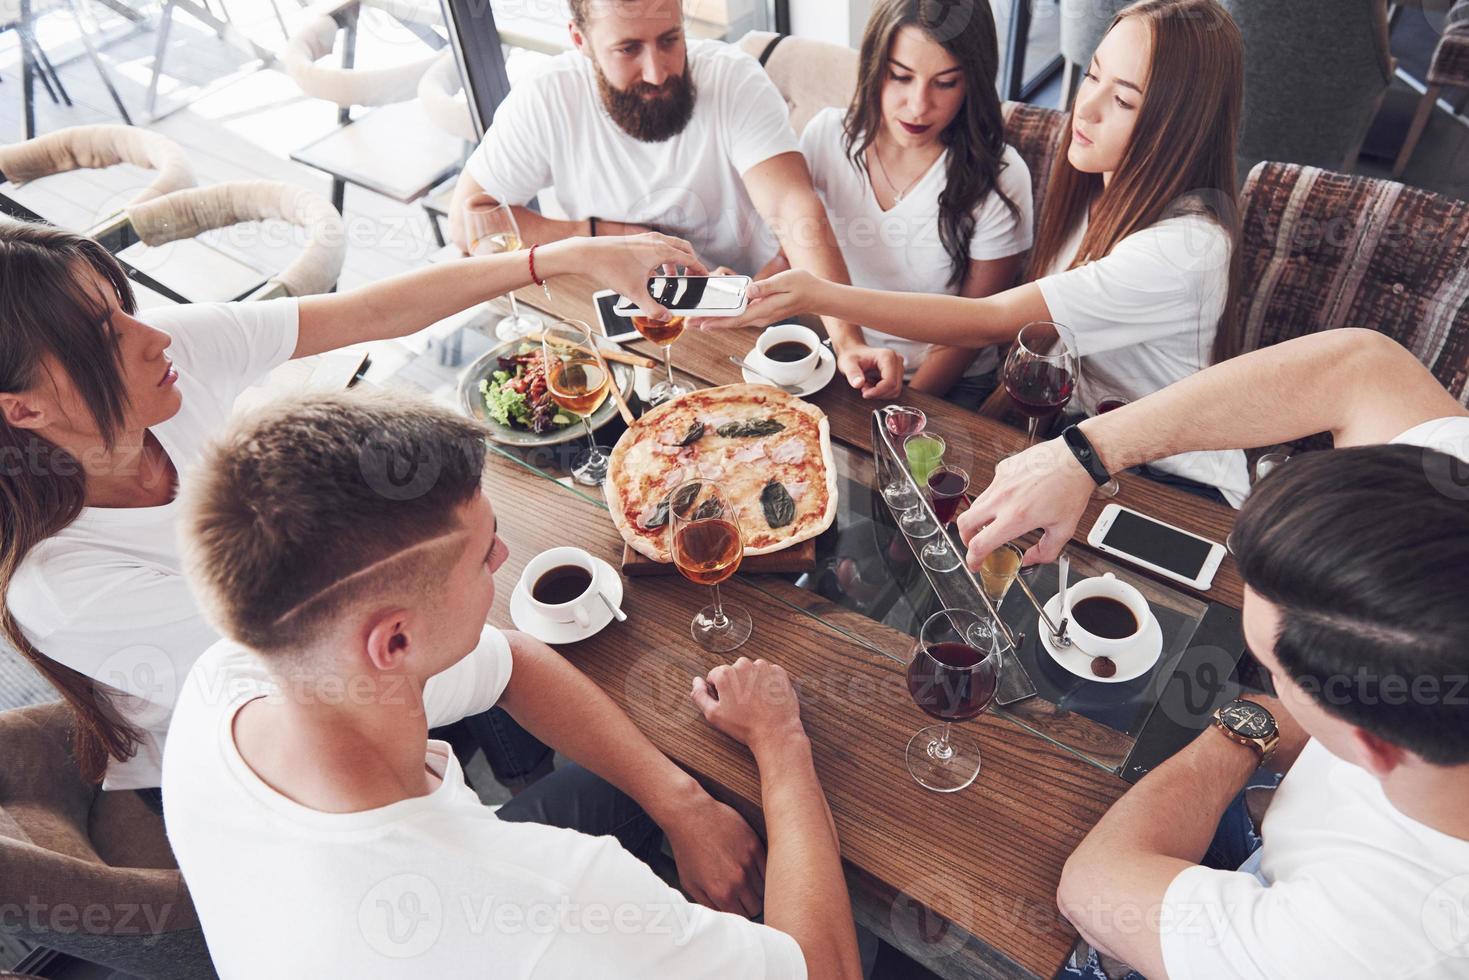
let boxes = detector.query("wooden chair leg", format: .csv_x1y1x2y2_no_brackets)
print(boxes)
1393,83,1441,179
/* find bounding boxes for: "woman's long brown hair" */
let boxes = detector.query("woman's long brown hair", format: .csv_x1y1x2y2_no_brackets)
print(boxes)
844,0,1019,289
1027,0,1245,363
1,220,145,782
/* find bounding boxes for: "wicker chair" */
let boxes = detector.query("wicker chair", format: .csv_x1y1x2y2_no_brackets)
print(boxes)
0,704,213,979
1231,160,1469,452
1394,0,1469,177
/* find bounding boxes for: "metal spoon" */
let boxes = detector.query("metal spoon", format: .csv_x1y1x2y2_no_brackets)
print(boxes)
597,592,627,623
727,355,803,393
1055,551,1074,648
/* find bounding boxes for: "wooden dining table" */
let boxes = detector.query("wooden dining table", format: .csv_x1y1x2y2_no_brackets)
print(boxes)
362,271,1250,979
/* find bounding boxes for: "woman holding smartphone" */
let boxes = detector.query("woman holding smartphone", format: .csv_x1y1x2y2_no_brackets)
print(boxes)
794,0,1033,405
0,223,697,794
710,0,1250,505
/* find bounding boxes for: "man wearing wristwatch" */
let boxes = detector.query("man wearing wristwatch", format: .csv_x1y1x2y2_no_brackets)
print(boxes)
992,332,1469,979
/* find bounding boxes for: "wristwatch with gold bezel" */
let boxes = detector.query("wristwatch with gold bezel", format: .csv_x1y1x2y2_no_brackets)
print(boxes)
1212,698,1279,765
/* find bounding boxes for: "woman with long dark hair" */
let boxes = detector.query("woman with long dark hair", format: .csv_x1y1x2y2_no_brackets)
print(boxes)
0,222,697,789
796,0,1030,403
713,0,1250,504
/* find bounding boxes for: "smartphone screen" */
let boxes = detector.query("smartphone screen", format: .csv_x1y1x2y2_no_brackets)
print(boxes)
649,276,746,311
1100,509,1214,579
593,291,639,340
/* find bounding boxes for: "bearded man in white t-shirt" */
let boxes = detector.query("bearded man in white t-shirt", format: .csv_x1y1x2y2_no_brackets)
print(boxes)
957,328,1469,978
164,388,860,979
447,0,903,399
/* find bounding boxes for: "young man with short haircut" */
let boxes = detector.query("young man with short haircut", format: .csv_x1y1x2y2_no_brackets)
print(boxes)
961,329,1469,976
164,389,860,978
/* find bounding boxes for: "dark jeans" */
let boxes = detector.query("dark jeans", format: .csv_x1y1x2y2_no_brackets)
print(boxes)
940,368,999,411
1132,464,1229,507
1056,785,1270,980
496,761,663,868
432,707,553,784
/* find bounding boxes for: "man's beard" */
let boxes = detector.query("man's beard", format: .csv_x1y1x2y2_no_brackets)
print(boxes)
594,57,697,143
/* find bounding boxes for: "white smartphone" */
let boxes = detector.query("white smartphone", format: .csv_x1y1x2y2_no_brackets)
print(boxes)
1086,503,1226,591
612,275,751,318
591,288,641,342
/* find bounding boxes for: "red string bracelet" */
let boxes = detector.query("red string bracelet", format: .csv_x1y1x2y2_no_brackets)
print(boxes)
527,244,551,301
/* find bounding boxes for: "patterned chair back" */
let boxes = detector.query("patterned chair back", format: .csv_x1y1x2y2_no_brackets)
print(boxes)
999,101,1067,270
1233,161,1469,453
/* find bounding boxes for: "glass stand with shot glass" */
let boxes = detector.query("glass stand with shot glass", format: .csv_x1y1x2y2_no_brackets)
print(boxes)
1002,321,1077,456
905,608,1008,792
880,407,927,508
670,481,752,651
542,320,613,486
465,197,545,341
899,433,945,537
919,465,969,572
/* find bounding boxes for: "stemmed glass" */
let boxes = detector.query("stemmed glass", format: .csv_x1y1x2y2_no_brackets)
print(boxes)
632,313,690,404
1092,393,1129,498
541,319,613,486
1002,321,1077,450
905,608,1007,792
919,465,969,572
880,407,927,508
465,197,544,341
670,482,752,652
898,433,945,537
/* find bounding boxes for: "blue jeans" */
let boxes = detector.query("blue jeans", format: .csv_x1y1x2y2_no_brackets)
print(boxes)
432,707,553,784
1056,780,1274,980
496,761,663,867
940,368,999,410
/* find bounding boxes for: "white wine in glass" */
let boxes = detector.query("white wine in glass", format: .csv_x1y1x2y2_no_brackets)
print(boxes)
465,198,544,341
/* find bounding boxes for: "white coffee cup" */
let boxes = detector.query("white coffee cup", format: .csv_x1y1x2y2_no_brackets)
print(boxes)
748,323,821,386
519,547,607,630
1062,573,1152,656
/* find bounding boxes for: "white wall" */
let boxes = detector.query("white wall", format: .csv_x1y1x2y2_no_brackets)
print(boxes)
788,0,872,47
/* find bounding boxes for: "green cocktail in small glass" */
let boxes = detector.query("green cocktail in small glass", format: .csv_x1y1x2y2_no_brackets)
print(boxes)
904,434,946,487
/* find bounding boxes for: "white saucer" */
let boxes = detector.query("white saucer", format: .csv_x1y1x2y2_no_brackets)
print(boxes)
741,343,836,396
1037,593,1164,684
510,557,624,645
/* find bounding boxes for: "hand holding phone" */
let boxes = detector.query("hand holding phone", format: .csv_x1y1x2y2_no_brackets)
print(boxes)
612,275,751,318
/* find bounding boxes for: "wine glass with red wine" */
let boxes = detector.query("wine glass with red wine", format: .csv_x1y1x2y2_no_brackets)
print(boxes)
1002,322,1077,450
919,465,968,572
905,608,1007,792
1092,392,1128,498
669,481,752,652
880,407,927,508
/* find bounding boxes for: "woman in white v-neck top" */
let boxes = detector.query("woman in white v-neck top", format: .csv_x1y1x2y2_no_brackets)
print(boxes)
712,0,1251,505
796,0,1032,401
0,221,701,789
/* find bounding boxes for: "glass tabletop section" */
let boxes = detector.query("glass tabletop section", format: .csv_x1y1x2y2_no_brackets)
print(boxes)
357,305,1217,775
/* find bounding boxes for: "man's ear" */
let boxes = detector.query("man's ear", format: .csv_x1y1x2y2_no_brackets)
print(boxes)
569,20,588,54
1350,725,1408,779
0,392,47,431
363,609,414,673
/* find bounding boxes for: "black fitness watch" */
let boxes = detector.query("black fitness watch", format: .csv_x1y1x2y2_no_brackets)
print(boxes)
1061,424,1112,487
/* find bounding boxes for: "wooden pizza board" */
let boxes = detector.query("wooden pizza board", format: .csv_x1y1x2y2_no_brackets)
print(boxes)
621,538,817,576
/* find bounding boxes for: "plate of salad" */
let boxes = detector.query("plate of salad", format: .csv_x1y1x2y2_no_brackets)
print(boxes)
458,338,635,446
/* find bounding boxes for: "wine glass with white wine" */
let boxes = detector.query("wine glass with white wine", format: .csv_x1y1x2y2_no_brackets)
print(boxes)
465,196,545,342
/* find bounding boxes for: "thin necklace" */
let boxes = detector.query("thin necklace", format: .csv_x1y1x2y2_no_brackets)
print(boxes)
871,141,925,205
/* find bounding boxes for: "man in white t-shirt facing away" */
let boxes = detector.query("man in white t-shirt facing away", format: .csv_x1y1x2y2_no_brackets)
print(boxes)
448,0,904,400
164,388,860,979
957,328,1469,978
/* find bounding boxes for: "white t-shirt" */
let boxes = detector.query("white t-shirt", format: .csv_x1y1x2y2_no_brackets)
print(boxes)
1036,210,1251,506
799,107,1034,379
162,629,807,980
465,41,799,275
1158,417,1469,978
6,299,299,790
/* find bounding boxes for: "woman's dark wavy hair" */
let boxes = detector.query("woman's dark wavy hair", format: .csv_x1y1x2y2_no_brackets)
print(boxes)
1234,443,1469,765
1,219,144,782
844,0,1019,289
